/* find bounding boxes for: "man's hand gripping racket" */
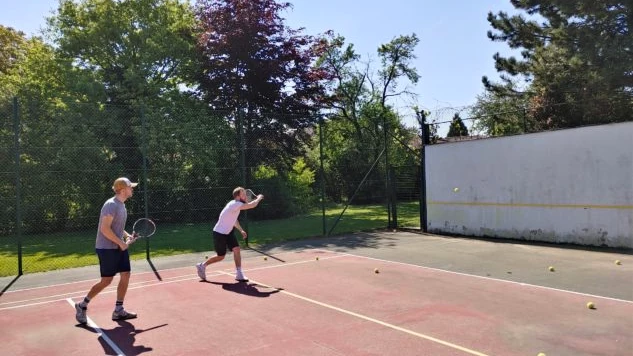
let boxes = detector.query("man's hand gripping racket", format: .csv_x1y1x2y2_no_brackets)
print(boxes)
126,218,156,244
245,189,263,203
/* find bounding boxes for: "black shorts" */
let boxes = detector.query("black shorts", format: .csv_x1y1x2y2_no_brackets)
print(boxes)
213,230,239,256
96,248,131,277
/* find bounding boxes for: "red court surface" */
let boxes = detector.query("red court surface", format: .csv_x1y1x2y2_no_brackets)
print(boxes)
1,248,631,356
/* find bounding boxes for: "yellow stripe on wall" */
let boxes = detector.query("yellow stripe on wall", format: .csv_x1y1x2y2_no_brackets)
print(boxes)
428,201,633,210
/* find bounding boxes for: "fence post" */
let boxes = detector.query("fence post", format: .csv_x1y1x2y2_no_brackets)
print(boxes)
140,104,150,259
390,166,397,228
237,108,249,244
319,119,327,237
418,111,429,232
382,114,392,228
13,97,23,275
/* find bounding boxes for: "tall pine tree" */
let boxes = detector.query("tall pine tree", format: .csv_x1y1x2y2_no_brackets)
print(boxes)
447,113,469,137
483,0,633,129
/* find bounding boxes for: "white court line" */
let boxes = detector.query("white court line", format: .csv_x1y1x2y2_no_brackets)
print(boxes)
0,254,345,310
1,249,324,294
0,272,206,307
217,271,489,356
65,298,125,356
0,254,346,310
312,249,633,304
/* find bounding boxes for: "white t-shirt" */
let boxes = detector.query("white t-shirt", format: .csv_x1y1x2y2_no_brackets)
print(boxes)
213,199,244,234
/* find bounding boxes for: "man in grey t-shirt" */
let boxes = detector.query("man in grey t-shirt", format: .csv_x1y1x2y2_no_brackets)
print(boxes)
74,177,139,324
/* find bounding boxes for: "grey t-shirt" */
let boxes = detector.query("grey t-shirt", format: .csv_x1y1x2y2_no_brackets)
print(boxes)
95,197,127,249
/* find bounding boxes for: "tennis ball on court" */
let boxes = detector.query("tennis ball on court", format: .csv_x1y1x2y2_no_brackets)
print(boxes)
615,260,621,265
204,255,208,259
315,256,319,261
586,301,595,309
453,187,459,192
374,268,379,274
548,266,555,272
264,257,267,261
537,353,546,356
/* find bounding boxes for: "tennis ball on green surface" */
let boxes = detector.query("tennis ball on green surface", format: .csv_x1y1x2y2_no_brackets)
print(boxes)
548,266,555,272
374,268,379,274
615,259,621,265
586,301,595,309
453,187,459,192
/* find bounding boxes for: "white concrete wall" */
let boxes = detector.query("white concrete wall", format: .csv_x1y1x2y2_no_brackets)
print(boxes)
426,121,633,248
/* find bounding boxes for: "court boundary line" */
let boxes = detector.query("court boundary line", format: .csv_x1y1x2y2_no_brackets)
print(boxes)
218,271,489,356
64,298,125,356
315,249,633,304
0,249,304,294
0,254,346,310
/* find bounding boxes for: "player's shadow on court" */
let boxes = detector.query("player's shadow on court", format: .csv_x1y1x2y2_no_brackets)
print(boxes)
208,281,282,297
77,320,166,355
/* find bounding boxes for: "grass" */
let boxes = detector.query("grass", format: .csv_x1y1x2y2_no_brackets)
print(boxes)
0,202,421,277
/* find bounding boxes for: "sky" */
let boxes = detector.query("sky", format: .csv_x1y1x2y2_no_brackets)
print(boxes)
0,0,522,132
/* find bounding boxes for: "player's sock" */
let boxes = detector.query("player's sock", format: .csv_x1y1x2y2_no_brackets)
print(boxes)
79,296,91,308
115,300,124,312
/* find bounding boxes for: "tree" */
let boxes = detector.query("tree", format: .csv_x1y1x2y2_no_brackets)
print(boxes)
308,34,420,203
50,0,197,104
469,88,531,135
484,0,633,129
194,0,332,173
446,113,469,137
48,0,199,173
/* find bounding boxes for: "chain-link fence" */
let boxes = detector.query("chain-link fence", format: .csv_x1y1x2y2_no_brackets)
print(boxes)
1,98,422,276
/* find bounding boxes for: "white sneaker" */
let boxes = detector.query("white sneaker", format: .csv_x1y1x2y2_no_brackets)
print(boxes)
112,308,137,321
75,302,87,324
235,270,248,282
196,262,206,280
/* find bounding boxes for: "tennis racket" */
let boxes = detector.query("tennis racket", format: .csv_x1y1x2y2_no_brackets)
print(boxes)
245,188,258,203
126,218,156,244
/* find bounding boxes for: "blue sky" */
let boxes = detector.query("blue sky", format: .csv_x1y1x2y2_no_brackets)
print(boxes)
0,0,522,132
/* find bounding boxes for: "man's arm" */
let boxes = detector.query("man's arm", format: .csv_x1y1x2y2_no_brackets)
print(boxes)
100,215,128,250
239,194,264,210
234,221,247,239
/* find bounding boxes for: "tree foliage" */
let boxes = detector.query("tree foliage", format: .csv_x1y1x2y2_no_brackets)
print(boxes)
483,0,633,131
194,0,333,173
308,33,420,202
446,113,469,137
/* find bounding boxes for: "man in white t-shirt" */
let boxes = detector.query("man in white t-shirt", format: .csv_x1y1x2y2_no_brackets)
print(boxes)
196,187,264,282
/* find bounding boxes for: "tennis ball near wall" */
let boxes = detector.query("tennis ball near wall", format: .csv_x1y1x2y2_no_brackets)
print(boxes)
586,301,595,309
374,268,380,274
615,260,622,265
453,187,459,192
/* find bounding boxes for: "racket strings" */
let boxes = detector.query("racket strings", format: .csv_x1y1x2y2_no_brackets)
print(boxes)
133,219,156,237
245,189,257,203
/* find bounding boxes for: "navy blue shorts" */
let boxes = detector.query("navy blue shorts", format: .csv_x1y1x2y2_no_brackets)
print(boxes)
213,230,239,256
96,248,131,277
